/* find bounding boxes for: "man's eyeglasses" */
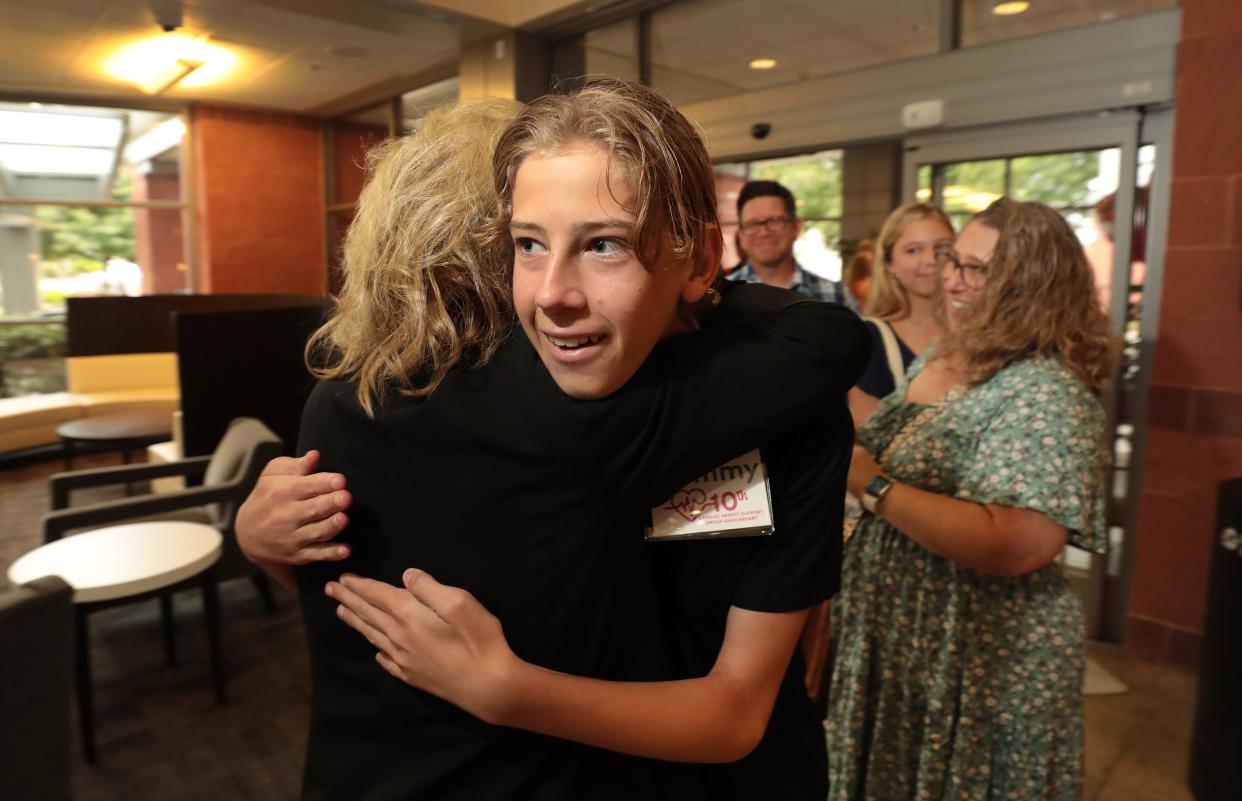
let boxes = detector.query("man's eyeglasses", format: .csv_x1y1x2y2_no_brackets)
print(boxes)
739,215,794,234
934,247,988,289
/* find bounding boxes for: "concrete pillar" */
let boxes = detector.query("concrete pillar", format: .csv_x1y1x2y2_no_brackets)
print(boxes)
0,216,40,315
459,29,551,103
840,142,902,260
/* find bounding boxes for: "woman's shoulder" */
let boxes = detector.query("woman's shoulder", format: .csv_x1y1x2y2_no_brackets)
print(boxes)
981,357,1103,417
990,356,1088,388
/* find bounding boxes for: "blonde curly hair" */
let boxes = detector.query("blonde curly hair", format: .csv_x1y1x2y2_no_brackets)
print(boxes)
305,100,518,416
937,198,1115,394
864,202,954,320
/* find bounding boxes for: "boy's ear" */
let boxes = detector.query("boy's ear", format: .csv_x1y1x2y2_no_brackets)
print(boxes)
680,226,723,304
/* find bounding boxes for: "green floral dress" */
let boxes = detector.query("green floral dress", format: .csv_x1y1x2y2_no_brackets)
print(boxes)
826,355,1108,801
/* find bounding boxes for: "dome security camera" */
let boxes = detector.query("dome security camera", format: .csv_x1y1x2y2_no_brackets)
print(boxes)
751,122,772,140
152,1,183,33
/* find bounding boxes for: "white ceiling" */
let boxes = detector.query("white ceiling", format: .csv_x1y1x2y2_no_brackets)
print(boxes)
0,0,1177,115
0,0,482,113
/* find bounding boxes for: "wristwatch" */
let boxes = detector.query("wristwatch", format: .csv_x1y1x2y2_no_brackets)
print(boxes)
862,475,895,514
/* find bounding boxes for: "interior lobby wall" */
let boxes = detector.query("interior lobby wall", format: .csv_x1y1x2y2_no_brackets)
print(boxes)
190,106,326,294
131,168,184,294
1128,0,1242,668
330,121,388,206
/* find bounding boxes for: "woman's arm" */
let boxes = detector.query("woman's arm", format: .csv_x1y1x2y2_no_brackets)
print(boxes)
328,569,807,763
234,450,354,590
847,386,881,427
847,445,1068,576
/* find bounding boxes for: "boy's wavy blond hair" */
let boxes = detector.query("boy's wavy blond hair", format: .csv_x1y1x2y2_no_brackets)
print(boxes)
306,101,518,416
486,78,720,280
864,202,954,320
937,197,1115,394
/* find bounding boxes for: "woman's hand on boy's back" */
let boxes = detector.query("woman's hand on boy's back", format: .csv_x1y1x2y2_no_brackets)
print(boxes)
236,449,353,581
328,569,518,725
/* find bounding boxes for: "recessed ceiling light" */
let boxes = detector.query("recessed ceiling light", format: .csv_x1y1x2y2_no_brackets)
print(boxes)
749,58,777,70
992,1,1030,15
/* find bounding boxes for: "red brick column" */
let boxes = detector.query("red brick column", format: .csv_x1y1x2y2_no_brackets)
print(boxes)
132,168,186,294
1127,0,1242,668
190,106,326,294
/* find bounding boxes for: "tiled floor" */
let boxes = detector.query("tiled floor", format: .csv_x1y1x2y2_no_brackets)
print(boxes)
2,452,1206,800
1083,642,1200,801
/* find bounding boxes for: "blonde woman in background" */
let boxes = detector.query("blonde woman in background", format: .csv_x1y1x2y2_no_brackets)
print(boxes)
849,203,954,423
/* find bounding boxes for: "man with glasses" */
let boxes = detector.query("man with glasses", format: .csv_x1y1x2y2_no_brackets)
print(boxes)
728,180,860,311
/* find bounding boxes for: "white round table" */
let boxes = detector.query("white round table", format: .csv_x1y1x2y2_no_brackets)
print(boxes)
8,521,226,763
9,521,221,602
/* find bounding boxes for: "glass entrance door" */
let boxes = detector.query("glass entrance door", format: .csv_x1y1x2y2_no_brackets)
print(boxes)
901,110,1172,640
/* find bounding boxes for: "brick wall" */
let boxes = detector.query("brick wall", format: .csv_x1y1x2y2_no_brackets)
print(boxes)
191,106,325,294
132,169,186,294
1127,0,1242,668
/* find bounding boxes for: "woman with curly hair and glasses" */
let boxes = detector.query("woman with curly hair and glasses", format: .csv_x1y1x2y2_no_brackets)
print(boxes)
827,197,1115,801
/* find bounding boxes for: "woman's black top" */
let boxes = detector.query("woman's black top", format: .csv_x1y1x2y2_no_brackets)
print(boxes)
855,319,916,400
294,284,869,801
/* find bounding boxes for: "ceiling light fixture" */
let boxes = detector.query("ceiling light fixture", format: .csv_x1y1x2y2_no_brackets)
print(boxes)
107,33,236,94
140,58,202,95
749,58,777,70
992,1,1031,15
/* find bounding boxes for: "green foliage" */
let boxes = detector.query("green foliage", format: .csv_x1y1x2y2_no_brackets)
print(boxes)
40,258,104,278
35,205,135,262
34,173,136,263
1009,151,1101,208
41,290,74,309
750,153,843,219
939,150,1106,214
0,323,67,361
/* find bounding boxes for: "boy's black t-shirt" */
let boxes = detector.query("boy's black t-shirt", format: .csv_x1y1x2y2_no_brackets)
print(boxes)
654,401,852,801
294,285,869,801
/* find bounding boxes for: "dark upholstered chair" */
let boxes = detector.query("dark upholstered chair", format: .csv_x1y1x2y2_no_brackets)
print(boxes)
41,417,283,607
0,576,73,800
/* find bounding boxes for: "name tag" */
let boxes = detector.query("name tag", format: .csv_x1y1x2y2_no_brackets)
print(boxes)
646,449,775,541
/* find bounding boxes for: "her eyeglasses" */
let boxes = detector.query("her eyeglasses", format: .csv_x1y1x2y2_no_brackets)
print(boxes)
933,247,988,288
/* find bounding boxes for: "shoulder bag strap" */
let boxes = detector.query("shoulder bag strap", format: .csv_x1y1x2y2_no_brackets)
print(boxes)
864,316,906,390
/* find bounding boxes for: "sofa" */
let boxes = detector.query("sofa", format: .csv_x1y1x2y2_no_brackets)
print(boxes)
0,352,180,454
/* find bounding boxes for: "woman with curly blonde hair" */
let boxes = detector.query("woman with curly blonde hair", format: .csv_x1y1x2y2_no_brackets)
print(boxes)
827,197,1114,801
850,202,954,423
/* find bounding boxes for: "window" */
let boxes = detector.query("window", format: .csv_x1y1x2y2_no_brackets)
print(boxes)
0,101,188,396
723,149,845,280
917,150,1120,241
0,103,188,318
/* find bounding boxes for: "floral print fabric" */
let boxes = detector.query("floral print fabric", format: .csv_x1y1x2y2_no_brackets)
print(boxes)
827,355,1107,801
